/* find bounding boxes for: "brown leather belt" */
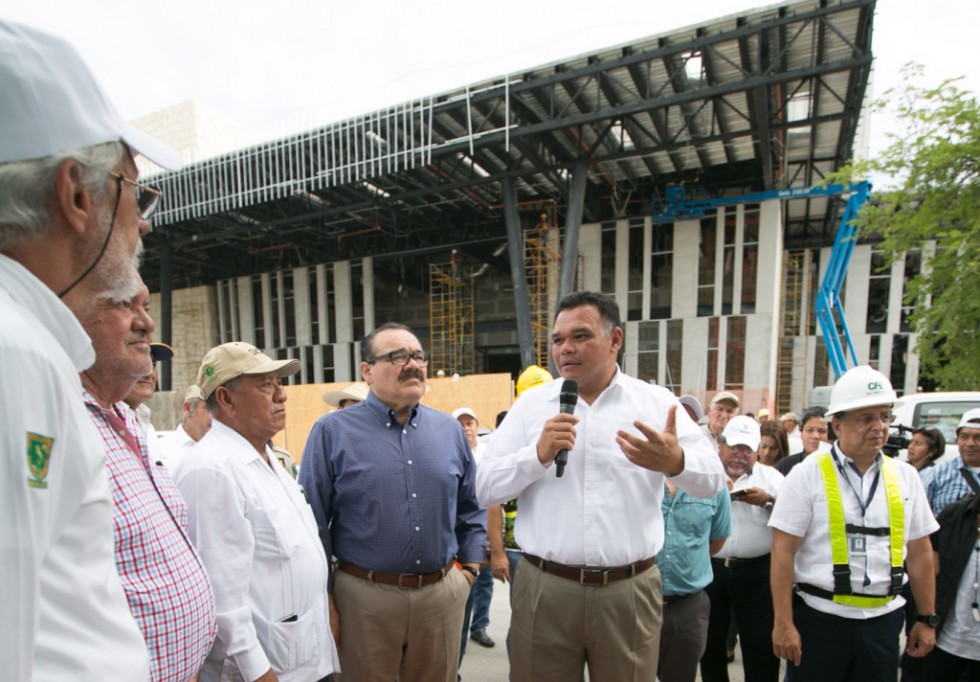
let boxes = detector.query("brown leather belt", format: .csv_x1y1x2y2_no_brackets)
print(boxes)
523,554,656,586
337,560,455,589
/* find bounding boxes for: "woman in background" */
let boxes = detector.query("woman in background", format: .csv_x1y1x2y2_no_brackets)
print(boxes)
775,406,830,476
758,421,790,467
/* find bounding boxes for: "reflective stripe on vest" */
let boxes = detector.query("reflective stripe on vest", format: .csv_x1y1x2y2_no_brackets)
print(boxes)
816,452,904,608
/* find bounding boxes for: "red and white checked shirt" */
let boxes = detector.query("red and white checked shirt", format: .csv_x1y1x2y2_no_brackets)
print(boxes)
84,392,216,682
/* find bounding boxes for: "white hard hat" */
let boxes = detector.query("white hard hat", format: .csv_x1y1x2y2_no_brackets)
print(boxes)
824,366,902,418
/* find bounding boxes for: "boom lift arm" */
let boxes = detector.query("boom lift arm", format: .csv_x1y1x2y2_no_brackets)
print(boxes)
651,181,871,379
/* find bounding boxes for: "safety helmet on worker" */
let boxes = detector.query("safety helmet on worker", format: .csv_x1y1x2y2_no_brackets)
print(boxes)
824,365,903,418
516,364,553,396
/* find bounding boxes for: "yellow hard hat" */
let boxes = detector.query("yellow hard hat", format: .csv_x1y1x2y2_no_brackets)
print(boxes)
516,364,554,396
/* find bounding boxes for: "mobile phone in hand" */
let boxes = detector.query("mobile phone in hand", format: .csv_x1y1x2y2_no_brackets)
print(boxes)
730,490,748,500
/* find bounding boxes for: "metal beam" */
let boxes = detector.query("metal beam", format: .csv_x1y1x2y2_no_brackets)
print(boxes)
502,177,536,369
558,160,588,303
158,238,173,391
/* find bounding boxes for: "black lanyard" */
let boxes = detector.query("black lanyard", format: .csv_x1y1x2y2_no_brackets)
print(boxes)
834,449,881,519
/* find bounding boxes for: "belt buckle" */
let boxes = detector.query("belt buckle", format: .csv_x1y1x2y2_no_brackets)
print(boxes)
398,573,423,589
579,568,610,586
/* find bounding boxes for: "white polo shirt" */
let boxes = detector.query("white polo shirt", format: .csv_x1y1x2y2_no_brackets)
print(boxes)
714,464,784,560
769,445,938,619
174,420,339,681
0,254,149,680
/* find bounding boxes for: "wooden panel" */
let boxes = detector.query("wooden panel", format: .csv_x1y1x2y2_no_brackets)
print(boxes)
272,373,515,465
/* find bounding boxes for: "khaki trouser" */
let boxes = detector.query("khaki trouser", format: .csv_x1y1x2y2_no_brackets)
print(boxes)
334,566,470,682
509,558,663,682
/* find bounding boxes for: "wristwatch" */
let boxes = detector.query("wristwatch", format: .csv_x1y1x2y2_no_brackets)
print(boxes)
915,613,940,628
460,565,479,579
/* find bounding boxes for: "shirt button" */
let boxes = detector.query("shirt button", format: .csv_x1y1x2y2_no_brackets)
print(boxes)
415,526,420,531
403,430,407,434
408,460,413,464
412,493,417,498
416,559,421,565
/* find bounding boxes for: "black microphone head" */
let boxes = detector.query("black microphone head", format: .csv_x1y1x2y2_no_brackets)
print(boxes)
559,380,578,411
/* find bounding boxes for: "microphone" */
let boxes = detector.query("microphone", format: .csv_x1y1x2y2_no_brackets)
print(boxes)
555,379,578,478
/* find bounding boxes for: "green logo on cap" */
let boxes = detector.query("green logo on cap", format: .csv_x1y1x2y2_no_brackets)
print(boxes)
204,365,215,378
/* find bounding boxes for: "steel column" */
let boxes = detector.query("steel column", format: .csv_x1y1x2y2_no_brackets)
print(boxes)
503,177,535,370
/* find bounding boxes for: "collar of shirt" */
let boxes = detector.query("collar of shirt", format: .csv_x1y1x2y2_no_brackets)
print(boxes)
208,419,274,466
831,445,883,479
363,390,421,428
0,253,95,371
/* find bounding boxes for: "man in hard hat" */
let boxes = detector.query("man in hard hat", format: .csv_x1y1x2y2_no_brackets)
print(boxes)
1,19,180,680
702,391,740,451
769,366,939,681
925,408,980,515
516,364,553,396
477,292,725,681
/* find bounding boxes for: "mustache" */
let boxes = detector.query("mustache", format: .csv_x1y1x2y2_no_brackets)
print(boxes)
399,368,424,381
126,331,149,344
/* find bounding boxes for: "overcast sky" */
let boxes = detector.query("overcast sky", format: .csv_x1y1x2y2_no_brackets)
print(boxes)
6,0,978,170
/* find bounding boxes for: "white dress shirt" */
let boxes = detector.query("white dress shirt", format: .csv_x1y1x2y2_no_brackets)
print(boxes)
174,420,339,681
769,445,938,619
156,423,195,471
713,464,784,560
477,367,726,567
0,254,149,681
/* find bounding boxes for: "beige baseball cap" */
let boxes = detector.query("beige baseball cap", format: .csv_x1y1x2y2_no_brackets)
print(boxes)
196,342,300,399
710,391,740,408
322,382,370,407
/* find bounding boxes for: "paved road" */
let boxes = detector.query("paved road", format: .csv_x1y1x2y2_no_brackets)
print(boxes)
456,577,756,682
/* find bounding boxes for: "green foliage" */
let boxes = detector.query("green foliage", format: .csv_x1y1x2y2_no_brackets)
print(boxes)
831,66,980,390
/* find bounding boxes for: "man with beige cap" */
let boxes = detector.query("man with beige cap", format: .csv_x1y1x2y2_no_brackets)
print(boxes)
173,341,339,682
156,384,212,471
322,381,369,409
702,391,740,451
1,19,181,681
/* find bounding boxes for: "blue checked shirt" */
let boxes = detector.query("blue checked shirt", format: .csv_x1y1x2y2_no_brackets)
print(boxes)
658,486,731,596
926,457,980,516
299,392,487,575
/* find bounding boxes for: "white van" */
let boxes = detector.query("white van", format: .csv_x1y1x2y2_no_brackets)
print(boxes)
887,391,980,465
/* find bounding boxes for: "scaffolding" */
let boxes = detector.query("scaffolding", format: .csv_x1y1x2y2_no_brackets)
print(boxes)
429,257,475,376
776,251,805,414
524,213,562,369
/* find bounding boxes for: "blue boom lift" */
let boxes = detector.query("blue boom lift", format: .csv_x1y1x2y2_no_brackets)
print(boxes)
651,181,871,380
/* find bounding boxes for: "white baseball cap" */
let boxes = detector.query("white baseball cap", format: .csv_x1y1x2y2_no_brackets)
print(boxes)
452,407,478,422
957,408,980,434
722,415,761,451
0,20,180,169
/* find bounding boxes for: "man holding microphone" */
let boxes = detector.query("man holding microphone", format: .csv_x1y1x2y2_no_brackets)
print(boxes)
477,291,725,681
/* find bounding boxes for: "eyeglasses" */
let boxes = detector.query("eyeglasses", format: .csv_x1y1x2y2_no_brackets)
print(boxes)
365,349,429,367
846,412,895,428
111,173,162,220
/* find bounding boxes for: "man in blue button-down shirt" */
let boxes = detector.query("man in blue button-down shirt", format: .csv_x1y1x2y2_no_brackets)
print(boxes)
658,480,731,681
300,322,486,682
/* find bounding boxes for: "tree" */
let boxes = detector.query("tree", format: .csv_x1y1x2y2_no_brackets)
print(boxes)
834,66,980,390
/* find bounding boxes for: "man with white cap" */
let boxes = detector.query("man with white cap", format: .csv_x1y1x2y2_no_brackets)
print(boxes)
322,381,369,409
702,391,740,451
156,384,212,471
925,408,980,515
769,366,939,681
453,406,496,657
701,415,783,682
1,19,180,681
173,341,339,681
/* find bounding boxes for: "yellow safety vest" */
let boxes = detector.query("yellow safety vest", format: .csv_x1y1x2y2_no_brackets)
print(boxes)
814,452,905,608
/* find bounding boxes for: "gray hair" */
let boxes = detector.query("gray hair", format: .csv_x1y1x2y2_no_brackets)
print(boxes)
0,142,125,251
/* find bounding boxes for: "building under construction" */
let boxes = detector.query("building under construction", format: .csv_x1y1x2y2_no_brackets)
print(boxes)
137,0,920,415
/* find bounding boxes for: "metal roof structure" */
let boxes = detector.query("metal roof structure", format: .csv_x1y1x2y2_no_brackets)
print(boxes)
143,0,875,292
